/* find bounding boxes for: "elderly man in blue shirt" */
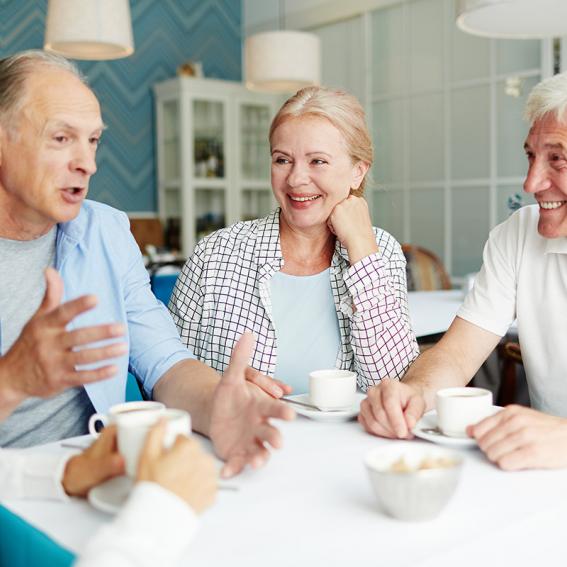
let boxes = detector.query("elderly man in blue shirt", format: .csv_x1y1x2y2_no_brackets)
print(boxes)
0,50,293,478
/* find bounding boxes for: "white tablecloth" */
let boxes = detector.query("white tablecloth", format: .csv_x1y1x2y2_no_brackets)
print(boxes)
4,418,566,566
408,290,463,338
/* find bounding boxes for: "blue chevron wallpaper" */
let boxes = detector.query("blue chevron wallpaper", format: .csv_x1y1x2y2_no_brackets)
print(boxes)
0,0,242,212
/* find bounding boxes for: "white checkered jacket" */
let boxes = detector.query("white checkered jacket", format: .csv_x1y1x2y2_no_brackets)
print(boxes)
169,209,419,391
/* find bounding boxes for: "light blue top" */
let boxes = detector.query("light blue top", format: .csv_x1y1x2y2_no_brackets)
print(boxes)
54,200,195,412
270,269,341,394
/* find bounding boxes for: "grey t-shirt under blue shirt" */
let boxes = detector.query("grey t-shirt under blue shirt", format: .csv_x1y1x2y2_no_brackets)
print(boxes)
0,228,94,447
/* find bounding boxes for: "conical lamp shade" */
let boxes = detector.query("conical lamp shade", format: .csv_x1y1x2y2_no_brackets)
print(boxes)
44,0,134,60
245,31,321,93
456,0,567,39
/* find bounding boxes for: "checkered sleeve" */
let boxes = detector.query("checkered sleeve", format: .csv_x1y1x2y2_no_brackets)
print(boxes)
168,241,207,360
343,233,420,391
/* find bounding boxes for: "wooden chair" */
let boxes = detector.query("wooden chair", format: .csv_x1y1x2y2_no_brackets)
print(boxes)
402,244,451,353
497,341,523,406
401,244,451,291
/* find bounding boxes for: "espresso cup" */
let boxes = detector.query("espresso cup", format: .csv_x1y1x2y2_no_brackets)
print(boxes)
87,401,165,437
117,408,192,478
436,387,493,438
309,369,357,411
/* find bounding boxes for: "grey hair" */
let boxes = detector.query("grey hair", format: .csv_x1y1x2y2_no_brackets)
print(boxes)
0,50,87,130
525,71,567,126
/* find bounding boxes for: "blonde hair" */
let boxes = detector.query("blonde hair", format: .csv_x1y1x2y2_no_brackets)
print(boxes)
269,86,373,196
525,71,567,126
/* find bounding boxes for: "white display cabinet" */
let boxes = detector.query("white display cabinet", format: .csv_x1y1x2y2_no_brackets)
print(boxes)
154,77,279,256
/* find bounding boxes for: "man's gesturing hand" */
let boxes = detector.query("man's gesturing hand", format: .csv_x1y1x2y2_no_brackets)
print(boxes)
0,268,126,414
209,332,295,478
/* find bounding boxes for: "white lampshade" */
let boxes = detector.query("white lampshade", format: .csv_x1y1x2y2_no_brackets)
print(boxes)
44,0,134,60
245,31,321,93
456,0,567,39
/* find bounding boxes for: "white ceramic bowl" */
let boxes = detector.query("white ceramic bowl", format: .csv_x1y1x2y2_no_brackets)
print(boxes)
365,442,463,521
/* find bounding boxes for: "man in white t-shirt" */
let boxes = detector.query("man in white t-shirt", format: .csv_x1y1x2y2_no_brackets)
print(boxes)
359,71,567,471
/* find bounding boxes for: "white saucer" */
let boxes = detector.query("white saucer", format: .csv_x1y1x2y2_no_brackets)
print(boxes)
88,475,133,514
413,410,478,448
286,392,364,423
413,407,501,448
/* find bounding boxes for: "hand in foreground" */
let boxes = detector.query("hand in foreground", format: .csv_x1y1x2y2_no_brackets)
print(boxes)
209,332,296,478
245,367,292,398
327,196,378,264
0,268,126,411
358,379,426,439
468,405,567,471
137,421,217,514
62,426,125,497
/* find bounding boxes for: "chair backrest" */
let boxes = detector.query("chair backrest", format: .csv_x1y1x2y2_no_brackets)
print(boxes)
401,244,451,291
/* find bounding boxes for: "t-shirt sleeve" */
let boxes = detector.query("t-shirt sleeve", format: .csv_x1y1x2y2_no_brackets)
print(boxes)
457,214,519,337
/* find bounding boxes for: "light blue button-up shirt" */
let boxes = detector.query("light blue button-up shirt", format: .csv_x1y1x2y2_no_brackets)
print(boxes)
56,200,195,413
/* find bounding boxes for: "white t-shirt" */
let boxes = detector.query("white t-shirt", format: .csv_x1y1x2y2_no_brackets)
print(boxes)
458,204,567,416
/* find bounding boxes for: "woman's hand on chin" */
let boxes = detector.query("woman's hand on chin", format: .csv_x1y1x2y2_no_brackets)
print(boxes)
328,195,378,264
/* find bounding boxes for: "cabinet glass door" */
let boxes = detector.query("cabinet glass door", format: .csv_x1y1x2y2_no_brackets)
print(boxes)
193,100,225,179
195,188,226,242
240,104,271,180
163,101,180,182
241,188,273,221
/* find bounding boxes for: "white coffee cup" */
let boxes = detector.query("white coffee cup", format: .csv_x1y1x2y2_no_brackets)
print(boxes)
436,387,493,438
309,369,357,411
88,401,165,437
116,408,192,478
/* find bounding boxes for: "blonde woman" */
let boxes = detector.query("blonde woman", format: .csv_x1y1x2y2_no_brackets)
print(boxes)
170,87,419,395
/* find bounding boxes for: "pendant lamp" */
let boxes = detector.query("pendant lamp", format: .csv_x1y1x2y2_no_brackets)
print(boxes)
244,0,320,93
456,0,567,39
44,0,134,60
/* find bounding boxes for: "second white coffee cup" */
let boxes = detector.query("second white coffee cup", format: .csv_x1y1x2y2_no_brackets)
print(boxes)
116,408,192,478
88,401,165,437
309,369,357,411
436,387,493,438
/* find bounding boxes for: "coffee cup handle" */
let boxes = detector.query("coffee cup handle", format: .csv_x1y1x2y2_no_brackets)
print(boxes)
88,413,108,438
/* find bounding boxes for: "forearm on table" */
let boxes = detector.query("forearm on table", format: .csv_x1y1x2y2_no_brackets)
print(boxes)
152,359,219,436
401,317,501,410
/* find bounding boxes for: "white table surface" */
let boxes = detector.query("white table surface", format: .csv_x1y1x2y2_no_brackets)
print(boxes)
408,290,463,338
4,418,567,566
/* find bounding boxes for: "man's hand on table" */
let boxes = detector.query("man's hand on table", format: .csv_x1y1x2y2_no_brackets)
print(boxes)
209,332,296,478
358,379,426,439
469,405,567,470
0,268,126,417
62,426,125,497
137,420,217,514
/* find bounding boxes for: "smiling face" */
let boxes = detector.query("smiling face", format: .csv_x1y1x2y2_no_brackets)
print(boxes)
523,113,567,238
0,67,103,239
270,115,368,233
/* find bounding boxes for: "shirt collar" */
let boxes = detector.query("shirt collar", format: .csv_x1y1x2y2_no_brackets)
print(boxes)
55,203,88,269
544,236,567,255
254,208,283,265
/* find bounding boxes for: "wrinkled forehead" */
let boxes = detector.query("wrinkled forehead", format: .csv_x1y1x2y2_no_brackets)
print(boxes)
19,68,102,129
526,113,567,144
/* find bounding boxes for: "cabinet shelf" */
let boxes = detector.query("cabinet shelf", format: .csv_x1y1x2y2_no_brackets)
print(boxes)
154,77,279,256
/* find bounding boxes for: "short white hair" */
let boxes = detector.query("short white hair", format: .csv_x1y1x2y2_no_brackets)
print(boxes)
525,71,567,126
